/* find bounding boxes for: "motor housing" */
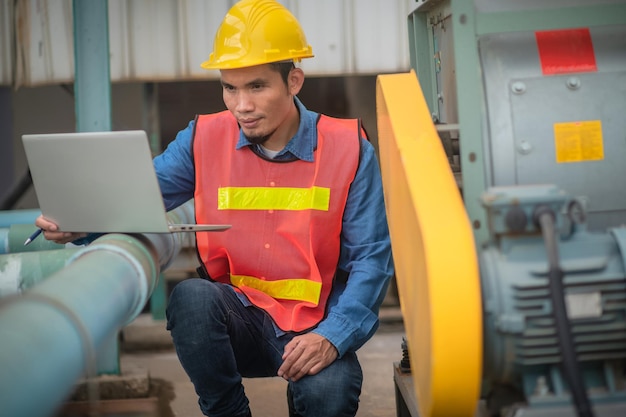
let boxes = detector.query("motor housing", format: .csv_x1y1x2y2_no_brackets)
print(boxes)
480,185,626,414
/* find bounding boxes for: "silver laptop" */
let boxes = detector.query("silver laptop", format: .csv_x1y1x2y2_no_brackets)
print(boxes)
22,130,231,234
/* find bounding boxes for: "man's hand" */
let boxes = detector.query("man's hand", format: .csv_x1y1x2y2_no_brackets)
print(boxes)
35,215,86,244
277,333,338,382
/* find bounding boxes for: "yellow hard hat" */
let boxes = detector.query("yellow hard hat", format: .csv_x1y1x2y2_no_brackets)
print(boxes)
201,0,314,70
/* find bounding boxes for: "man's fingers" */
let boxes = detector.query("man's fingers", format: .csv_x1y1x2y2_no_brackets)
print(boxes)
281,338,299,360
279,356,311,382
278,341,305,380
34,215,86,244
43,231,69,244
35,216,58,231
278,333,339,381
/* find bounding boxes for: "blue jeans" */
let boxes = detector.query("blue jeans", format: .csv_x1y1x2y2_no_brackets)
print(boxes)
166,278,363,417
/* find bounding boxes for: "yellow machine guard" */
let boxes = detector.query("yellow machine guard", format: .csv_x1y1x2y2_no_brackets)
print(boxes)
376,70,483,417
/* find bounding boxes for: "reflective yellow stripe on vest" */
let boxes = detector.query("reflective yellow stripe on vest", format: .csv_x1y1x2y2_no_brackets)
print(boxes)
230,274,322,305
218,186,330,211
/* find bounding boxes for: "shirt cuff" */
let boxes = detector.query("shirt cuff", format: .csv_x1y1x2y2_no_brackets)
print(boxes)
313,312,360,358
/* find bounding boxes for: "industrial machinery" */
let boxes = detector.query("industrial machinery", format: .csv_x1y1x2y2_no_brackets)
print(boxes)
376,1,626,416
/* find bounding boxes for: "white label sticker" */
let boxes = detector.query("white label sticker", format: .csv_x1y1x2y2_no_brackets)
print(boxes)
565,291,602,319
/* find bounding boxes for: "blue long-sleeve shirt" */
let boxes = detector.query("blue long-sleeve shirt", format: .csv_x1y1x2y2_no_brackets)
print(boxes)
153,97,394,356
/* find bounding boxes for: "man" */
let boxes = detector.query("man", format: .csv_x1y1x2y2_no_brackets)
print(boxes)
36,0,394,416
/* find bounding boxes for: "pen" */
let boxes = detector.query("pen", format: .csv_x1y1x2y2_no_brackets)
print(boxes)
24,228,43,246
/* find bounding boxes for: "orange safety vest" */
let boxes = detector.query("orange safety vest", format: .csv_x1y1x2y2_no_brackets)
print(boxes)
192,111,361,331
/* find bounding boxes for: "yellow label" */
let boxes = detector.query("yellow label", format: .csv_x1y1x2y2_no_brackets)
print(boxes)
554,120,603,163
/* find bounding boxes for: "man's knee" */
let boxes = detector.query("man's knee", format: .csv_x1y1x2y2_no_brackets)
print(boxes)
288,352,362,416
166,278,223,326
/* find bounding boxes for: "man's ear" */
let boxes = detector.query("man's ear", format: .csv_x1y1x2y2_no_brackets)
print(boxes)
288,67,305,96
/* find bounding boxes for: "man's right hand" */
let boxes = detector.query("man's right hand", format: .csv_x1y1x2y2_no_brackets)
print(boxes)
34,215,87,244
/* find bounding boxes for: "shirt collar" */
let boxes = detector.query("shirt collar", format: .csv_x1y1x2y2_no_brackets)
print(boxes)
235,96,317,162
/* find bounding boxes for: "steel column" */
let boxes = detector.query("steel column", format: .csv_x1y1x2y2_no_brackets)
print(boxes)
73,0,111,132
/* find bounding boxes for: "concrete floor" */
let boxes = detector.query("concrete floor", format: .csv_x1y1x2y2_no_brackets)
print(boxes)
119,308,406,417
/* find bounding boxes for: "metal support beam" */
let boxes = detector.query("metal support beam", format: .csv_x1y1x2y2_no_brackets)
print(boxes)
0,87,14,204
143,83,162,156
73,0,111,132
450,0,489,246
408,10,437,118
476,3,626,36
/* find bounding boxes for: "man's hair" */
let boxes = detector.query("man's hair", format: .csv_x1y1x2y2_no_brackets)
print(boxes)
269,61,296,85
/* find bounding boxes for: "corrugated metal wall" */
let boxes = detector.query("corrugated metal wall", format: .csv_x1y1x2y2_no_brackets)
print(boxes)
1,0,414,87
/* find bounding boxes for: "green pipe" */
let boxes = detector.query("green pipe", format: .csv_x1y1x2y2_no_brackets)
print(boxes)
0,233,159,417
0,209,41,227
0,248,80,298
0,201,197,297
0,203,195,415
2,224,66,254
0,224,76,297
0,196,198,416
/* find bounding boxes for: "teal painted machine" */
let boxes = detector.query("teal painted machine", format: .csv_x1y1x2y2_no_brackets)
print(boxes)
480,185,626,416
402,0,626,416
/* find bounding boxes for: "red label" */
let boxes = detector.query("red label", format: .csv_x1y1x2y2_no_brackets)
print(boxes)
535,28,597,75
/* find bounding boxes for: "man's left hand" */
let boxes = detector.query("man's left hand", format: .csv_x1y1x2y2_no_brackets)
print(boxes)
277,333,338,382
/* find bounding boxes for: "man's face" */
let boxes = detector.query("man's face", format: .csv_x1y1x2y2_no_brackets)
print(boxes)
220,64,296,145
